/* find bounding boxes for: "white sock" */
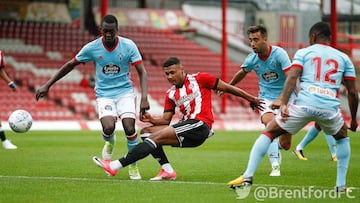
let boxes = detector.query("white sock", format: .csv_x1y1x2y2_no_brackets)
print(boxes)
162,163,174,173
110,160,123,170
295,145,303,151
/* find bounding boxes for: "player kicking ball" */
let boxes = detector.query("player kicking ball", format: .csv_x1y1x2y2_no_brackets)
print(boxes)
93,57,264,179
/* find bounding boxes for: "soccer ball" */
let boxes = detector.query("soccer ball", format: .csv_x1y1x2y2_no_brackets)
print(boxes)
8,109,33,133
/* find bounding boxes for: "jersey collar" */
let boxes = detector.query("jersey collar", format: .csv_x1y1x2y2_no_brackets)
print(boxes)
102,36,119,52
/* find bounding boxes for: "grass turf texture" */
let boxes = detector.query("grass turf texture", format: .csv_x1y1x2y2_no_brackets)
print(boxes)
0,130,359,203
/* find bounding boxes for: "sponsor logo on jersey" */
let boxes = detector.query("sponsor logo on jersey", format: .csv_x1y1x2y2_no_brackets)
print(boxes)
103,63,120,74
307,85,336,98
262,70,279,81
175,92,199,106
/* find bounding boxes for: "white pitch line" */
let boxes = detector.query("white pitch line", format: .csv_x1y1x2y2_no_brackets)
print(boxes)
0,175,222,185
0,175,358,190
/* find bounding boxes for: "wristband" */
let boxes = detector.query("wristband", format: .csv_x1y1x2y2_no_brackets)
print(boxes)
8,81,16,89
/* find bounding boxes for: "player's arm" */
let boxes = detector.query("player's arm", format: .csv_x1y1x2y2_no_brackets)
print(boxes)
217,68,247,96
216,79,264,110
229,68,248,85
134,62,150,115
270,68,291,110
35,59,81,100
280,66,302,121
343,79,359,131
0,66,16,91
140,111,173,126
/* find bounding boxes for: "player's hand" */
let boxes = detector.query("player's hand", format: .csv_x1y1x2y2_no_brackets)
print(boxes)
35,85,49,101
216,90,224,97
349,119,358,132
8,81,17,92
139,99,150,117
280,104,289,122
140,111,152,122
250,98,265,111
269,99,281,110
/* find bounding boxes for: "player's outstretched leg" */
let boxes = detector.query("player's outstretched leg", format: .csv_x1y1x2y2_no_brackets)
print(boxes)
93,138,157,177
140,133,176,180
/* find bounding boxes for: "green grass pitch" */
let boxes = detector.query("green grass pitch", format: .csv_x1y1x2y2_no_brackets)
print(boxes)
0,130,359,203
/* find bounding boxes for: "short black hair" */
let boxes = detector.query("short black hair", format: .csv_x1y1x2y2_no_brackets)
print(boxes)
101,14,118,28
163,57,180,67
247,25,267,37
309,21,331,38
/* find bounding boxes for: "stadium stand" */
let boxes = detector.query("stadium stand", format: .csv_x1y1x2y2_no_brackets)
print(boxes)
0,20,260,124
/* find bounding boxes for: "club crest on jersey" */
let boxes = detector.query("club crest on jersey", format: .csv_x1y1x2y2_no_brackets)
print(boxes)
103,63,120,74
262,70,278,81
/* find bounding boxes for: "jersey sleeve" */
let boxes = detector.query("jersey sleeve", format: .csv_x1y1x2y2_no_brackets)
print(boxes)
75,43,93,63
278,48,292,71
163,92,176,114
343,55,356,80
241,53,255,73
127,40,142,65
195,72,218,89
291,48,305,69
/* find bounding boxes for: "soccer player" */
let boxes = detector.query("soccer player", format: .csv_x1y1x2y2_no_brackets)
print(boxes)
228,22,358,194
35,14,150,180
293,123,337,161
0,50,18,149
92,57,264,178
219,25,293,176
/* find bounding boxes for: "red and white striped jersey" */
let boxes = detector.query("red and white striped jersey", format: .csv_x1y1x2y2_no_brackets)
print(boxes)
163,72,219,129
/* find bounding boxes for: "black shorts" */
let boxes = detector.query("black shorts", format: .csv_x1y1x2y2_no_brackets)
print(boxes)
171,119,212,148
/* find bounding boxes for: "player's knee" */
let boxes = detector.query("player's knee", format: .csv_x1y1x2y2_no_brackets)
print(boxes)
314,123,322,131
278,134,292,150
279,142,291,150
124,126,136,136
333,133,348,140
332,125,348,140
102,125,115,136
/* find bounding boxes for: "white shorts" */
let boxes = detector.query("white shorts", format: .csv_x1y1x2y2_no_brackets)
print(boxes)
96,93,137,119
259,99,279,116
275,103,344,135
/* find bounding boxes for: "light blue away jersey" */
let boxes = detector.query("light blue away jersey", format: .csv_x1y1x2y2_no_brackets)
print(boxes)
292,44,356,111
242,45,291,101
75,36,142,99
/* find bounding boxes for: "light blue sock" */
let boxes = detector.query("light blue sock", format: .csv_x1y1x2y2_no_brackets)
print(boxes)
127,134,139,166
335,137,350,187
296,125,320,150
243,134,272,177
324,133,337,157
102,132,115,144
267,137,280,166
